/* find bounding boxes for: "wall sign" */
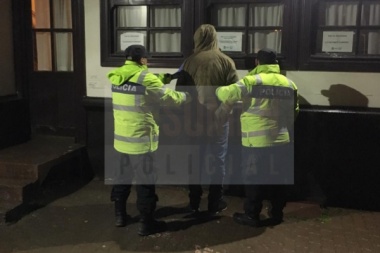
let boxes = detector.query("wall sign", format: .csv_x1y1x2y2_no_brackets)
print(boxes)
120,32,144,51
322,31,354,53
217,32,243,52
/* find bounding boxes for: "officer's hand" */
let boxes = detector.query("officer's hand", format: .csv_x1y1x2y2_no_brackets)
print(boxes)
215,87,228,103
157,73,172,84
163,73,172,84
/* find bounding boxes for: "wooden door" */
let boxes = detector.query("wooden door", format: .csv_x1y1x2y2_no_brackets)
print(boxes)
26,0,86,142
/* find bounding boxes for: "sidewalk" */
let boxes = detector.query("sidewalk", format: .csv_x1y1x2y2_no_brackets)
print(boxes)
1,178,380,253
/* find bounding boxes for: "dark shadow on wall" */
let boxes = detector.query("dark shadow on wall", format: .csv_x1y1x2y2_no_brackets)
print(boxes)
321,84,369,107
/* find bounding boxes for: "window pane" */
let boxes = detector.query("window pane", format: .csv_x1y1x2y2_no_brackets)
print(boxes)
249,4,284,27
55,32,73,71
150,6,181,27
32,0,51,28
117,31,147,52
35,32,52,71
324,2,358,26
117,6,147,27
150,31,181,52
213,4,246,27
249,30,282,54
361,2,380,26
359,30,380,54
53,0,72,28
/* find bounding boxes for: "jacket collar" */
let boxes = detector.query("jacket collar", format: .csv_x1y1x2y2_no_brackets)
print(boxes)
124,60,148,71
249,64,280,75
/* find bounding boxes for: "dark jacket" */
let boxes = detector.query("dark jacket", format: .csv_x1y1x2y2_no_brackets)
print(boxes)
176,24,239,139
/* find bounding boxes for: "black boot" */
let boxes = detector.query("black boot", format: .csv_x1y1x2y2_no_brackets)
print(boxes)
263,201,285,227
114,199,128,227
265,208,284,226
208,185,227,214
138,216,167,236
208,198,228,214
233,212,261,227
188,185,202,212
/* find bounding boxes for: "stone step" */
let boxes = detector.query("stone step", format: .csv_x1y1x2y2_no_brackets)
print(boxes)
0,135,85,182
0,162,38,180
0,179,38,208
0,135,87,223
0,179,38,223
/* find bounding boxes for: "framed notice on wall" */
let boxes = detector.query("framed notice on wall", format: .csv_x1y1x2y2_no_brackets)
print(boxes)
322,31,354,53
217,32,243,52
120,33,144,51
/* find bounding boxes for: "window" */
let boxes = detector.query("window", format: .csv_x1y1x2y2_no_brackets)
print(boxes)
101,0,194,68
116,6,181,53
299,0,380,72
205,0,298,70
101,0,297,69
101,0,379,72
31,0,74,71
210,3,284,54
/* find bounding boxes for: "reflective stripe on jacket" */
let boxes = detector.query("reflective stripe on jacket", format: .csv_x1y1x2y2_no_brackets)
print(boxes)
108,60,189,154
216,64,299,148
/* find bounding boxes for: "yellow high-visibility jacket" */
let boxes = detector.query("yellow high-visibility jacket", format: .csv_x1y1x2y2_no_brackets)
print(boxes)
108,60,190,154
216,64,299,148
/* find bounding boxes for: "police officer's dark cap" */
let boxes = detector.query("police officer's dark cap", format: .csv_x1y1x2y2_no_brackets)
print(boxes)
124,45,149,61
257,48,277,64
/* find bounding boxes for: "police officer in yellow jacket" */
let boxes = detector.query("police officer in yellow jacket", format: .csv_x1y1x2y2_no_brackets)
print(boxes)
107,45,191,236
216,48,299,227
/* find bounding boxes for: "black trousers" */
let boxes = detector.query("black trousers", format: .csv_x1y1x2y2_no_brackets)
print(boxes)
111,153,158,216
241,145,291,219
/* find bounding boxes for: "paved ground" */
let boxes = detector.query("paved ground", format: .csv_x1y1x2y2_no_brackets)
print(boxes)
1,178,380,253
